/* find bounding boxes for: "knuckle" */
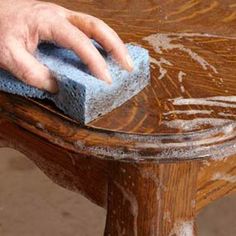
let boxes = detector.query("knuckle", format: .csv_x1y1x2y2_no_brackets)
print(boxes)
20,68,38,84
89,18,105,30
33,3,63,21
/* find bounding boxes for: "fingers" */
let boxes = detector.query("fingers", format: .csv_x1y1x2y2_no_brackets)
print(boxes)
5,42,58,93
41,19,112,84
68,13,134,72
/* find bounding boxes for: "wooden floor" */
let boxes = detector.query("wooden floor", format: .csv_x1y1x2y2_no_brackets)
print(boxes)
0,148,235,236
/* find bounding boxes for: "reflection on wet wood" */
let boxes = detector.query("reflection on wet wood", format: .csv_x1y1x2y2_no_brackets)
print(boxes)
39,0,236,135
0,1,236,235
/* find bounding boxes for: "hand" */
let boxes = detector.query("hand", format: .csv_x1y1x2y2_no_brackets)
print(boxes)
0,0,133,93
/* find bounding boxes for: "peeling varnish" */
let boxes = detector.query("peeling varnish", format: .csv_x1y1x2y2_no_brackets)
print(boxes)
169,220,194,236
115,182,138,236
212,172,236,183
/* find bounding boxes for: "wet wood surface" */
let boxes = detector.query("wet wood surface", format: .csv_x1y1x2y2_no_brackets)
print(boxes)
0,118,235,235
50,0,236,135
0,0,236,235
0,0,235,161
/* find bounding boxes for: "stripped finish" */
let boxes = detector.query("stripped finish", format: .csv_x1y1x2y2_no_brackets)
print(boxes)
0,0,236,235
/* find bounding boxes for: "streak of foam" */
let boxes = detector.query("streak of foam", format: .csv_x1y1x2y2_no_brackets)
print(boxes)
163,118,230,131
178,71,186,93
164,109,213,116
219,112,236,117
169,96,236,108
169,221,194,236
143,33,219,74
212,172,236,183
150,56,173,80
115,182,138,236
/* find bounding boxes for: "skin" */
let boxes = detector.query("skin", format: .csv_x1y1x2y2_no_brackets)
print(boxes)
0,0,133,93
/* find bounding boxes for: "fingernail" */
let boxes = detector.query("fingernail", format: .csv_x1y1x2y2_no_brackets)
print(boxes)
44,77,58,93
126,54,134,72
104,69,112,84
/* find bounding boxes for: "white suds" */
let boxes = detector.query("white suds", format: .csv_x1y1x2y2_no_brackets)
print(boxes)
180,85,185,93
212,172,236,183
222,124,235,135
163,211,171,223
150,56,173,80
115,182,138,236
164,109,213,116
36,122,45,130
169,220,194,236
178,71,186,94
219,112,236,117
170,96,236,108
178,71,186,83
205,96,236,103
163,118,230,131
116,221,126,236
143,33,218,74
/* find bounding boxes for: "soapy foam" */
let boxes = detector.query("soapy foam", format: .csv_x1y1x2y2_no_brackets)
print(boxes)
163,118,231,131
144,33,218,74
170,96,236,108
150,56,173,80
164,110,213,116
169,220,194,236
115,182,138,236
212,172,236,183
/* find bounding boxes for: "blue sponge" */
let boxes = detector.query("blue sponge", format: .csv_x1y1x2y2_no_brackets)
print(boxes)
0,42,150,124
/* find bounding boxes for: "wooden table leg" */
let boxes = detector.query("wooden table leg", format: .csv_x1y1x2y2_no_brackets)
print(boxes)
105,160,199,236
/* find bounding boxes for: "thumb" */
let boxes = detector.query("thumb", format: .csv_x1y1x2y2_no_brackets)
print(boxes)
6,43,58,93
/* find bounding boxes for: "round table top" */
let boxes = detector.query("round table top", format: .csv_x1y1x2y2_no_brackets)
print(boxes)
1,0,236,161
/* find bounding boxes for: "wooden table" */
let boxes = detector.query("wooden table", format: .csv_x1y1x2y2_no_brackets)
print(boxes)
0,0,236,235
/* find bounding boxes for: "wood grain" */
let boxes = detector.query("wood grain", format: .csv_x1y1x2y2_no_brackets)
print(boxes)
196,154,236,213
0,1,236,235
0,119,235,235
105,161,199,235
0,119,108,207
0,0,235,161
34,1,236,135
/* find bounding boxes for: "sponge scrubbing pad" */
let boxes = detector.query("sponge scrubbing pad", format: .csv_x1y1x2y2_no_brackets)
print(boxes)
0,42,150,124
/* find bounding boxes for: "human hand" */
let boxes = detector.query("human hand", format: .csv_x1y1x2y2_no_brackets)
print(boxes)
0,0,133,93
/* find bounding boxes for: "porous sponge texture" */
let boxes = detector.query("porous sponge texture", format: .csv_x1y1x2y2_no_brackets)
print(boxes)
0,42,150,124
